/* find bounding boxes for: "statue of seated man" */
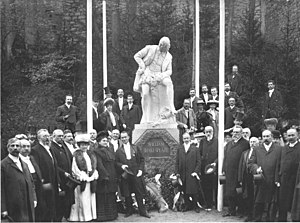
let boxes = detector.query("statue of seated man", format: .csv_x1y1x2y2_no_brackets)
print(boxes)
133,37,175,124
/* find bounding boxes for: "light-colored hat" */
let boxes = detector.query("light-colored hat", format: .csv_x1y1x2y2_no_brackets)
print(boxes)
194,132,205,138
207,99,219,105
196,99,205,104
103,98,114,106
75,134,90,143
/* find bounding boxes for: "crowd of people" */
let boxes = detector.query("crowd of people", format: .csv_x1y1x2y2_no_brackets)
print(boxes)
1,70,300,222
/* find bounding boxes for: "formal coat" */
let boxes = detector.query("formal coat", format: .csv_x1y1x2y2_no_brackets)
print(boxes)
50,141,74,219
31,143,60,221
279,142,300,213
225,106,237,130
188,96,200,113
99,110,121,132
238,149,254,199
176,107,197,142
175,144,201,195
226,73,243,95
291,161,300,221
1,156,37,222
133,45,172,93
92,106,102,133
224,91,244,109
223,137,250,196
115,144,146,197
55,104,80,132
262,89,283,119
195,110,211,133
94,145,118,221
120,104,142,133
113,97,128,116
199,93,212,110
249,143,281,203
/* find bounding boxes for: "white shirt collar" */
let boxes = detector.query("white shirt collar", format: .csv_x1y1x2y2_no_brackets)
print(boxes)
289,141,298,147
65,103,71,108
268,89,274,93
263,142,272,151
8,154,20,163
184,143,190,152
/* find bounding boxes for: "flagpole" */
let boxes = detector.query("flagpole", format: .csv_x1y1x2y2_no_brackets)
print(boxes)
217,0,225,212
103,0,107,97
87,0,93,133
195,0,200,96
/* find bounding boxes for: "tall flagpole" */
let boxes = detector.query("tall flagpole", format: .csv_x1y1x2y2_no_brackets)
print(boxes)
103,0,108,96
217,0,225,212
195,0,200,96
87,0,93,133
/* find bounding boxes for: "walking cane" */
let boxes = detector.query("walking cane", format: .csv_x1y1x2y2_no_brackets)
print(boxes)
193,174,208,210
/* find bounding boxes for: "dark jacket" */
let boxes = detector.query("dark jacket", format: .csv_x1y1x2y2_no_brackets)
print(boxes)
199,137,218,174
225,106,237,130
279,142,300,212
291,161,300,221
223,137,250,196
249,143,281,203
120,104,142,132
262,89,283,119
175,144,201,194
31,143,60,221
188,96,200,113
99,110,121,132
55,104,80,129
1,156,37,222
199,93,213,110
113,98,128,116
94,145,118,194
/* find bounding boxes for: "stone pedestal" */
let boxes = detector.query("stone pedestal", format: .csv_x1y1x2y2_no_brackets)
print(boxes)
132,123,179,177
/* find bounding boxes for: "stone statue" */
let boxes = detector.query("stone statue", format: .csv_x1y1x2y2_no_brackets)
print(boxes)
133,36,176,124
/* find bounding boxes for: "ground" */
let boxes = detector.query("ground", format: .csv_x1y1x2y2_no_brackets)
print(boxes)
114,208,241,222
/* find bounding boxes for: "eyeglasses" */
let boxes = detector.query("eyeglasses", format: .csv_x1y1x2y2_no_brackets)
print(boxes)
10,144,20,148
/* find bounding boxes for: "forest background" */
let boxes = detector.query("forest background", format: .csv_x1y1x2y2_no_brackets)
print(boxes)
1,0,300,149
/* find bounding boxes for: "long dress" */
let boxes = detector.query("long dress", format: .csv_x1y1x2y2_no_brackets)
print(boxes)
69,150,98,222
94,145,118,221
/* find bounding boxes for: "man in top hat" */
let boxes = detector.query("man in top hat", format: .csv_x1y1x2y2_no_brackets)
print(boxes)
238,137,259,221
278,128,300,221
56,94,81,133
176,99,197,144
120,94,142,141
262,80,283,119
195,99,211,133
222,125,250,217
175,132,202,213
249,129,281,222
199,84,212,110
115,131,150,218
199,126,218,210
99,97,121,134
1,138,37,222
113,89,128,116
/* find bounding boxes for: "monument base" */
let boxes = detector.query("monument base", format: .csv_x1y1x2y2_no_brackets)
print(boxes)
132,123,179,177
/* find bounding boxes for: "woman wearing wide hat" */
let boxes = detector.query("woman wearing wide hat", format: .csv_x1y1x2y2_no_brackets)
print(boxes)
207,99,219,137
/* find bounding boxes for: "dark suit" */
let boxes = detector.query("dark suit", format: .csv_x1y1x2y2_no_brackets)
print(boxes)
199,93,212,110
50,141,74,221
226,73,243,95
99,110,121,132
176,107,197,143
120,104,142,139
249,143,281,221
278,142,300,221
92,106,102,133
223,137,250,215
31,143,60,222
55,104,80,133
1,156,37,222
225,106,237,130
115,144,147,215
113,97,128,116
238,149,254,219
262,89,283,119
225,91,244,109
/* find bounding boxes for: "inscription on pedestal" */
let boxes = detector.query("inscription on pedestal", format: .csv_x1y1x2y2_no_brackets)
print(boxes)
143,138,170,157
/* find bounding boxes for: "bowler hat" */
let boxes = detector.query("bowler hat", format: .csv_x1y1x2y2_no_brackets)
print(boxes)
66,175,81,190
204,163,217,175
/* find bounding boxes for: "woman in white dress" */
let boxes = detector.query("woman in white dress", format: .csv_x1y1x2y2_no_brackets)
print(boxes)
69,134,99,222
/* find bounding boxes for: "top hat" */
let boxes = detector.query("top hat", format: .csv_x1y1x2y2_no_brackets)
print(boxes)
196,99,205,104
204,163,217,175
104,86,112,95
103,98,115,107
207,99,219,105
